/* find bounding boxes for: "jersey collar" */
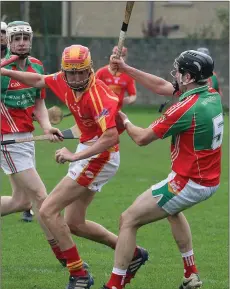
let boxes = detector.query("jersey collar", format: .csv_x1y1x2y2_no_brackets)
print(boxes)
179,85,208,101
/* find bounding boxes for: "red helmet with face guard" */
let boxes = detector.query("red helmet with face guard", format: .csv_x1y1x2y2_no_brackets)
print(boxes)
61,45,94,91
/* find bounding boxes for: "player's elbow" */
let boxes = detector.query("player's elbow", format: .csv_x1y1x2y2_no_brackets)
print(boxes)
111,129,120,146
129,95,137,104
154,82,174,97
135,130,157,146
136,136,149,146
35,78,45,88
33,75,46,88
105,127,119,147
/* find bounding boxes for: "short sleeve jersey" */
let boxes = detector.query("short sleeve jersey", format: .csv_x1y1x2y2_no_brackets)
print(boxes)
1,56,46,134
151,85,223,186
96,65,136,106
45,72,120,143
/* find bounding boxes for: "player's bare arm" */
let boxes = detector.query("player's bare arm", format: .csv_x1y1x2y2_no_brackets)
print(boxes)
1,68,47,88
123,95,137,105
109,55,174,97
33,99,63,142
55,127,119,164
118,111,158,146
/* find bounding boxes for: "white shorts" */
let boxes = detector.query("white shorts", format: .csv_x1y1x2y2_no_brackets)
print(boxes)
152,171,219,215
1,132,35,175
67,143,120,192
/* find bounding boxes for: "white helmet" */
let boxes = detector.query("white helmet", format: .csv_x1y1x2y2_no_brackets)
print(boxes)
6,21,33,58
6,20,33,40
1,21,7,32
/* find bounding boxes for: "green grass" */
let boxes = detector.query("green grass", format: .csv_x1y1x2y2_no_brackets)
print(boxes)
1,107,229,289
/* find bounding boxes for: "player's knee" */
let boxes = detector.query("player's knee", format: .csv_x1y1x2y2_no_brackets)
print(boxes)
66,219,85,235
31,191,47,208
120,209,138,229
39,203,51,220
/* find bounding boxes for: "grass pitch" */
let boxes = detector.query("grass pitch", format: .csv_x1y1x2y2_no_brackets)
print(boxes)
1,107,228,289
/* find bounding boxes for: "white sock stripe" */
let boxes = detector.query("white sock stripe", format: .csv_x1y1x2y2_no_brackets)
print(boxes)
112,267,127,276
183,255,195,267
182,249,194,258
186,258,190,266
190,255,195,265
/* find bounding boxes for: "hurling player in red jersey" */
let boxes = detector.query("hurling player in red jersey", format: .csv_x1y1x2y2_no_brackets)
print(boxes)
1,44,148,289
96,46,137,106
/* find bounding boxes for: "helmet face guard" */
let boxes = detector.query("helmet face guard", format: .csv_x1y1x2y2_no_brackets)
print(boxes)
6,21,33,58
61,45,93,92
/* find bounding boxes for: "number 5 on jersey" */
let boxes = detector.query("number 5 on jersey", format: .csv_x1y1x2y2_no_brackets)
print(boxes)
212,113,224,150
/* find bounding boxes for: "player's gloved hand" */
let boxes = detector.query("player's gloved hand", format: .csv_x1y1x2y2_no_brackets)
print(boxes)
109,54,127,73
44,127,64,142
55,147,76,164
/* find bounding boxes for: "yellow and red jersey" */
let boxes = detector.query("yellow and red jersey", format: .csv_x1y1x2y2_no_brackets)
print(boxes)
45,72,120,144
96,65,136,106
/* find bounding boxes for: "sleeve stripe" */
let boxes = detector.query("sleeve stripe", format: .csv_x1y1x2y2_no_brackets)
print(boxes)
162,103,197,138
94,86,104,110
92,86,109,132
166,94,196,116
89,87,107,132
99,86,119,102
94,86,107,132
89,88,99,115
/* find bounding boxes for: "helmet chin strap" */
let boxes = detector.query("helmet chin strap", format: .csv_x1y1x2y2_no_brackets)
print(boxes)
11,51,30,59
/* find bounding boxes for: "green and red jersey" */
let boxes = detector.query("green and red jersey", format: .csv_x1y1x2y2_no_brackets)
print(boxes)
1,56,46,134
151,85,223,186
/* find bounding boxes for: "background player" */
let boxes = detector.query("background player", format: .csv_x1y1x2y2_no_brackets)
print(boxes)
96,46,137,106
1,21,8,58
